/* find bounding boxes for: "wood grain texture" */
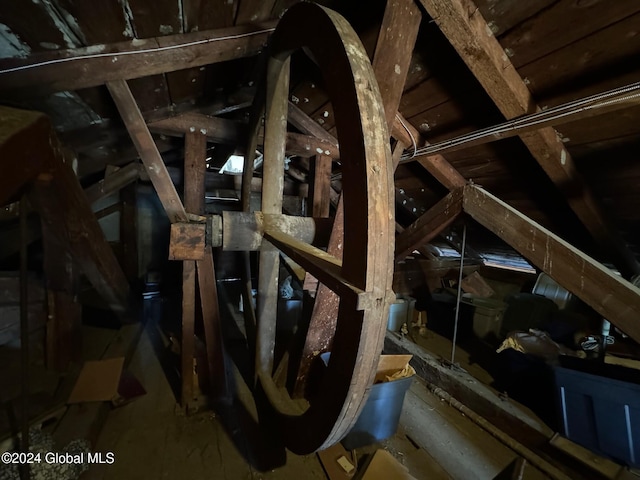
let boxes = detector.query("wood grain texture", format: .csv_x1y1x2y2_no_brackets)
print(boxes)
107,79,188,223
169,223,206,261
0,22,276,99
419,0,640,277
395,188,464,260
463,185,640,344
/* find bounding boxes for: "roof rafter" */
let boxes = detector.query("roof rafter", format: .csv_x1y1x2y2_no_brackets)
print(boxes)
418,0,640,277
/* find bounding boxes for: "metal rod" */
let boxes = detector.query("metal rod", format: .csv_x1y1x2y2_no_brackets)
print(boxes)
450,223,466,365
19,196,30,480
401,81,640,162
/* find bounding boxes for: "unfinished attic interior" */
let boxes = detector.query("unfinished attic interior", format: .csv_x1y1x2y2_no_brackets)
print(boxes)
1,0,640,478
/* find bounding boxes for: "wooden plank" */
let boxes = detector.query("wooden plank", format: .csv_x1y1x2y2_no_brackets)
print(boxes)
184,130,207,214
236,0,276,24
500,1,640,68
309,154,332,218
418,0,640,277
395,189,463,260
462,185,640,344
196,250,230,401
0,108,52,205
372,0,421,131
107,79,188,223
84,163,140,204
181,260,196,408
0,21,277,99
288,101,339,147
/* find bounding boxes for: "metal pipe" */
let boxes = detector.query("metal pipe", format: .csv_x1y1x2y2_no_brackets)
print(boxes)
450,222,466,365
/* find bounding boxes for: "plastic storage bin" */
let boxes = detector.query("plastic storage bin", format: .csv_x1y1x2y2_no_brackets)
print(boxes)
554,358,640,467
461,295,506,339
321,353,414,450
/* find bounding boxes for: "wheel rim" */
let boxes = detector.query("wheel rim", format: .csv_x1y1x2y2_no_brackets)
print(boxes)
252,3,395,454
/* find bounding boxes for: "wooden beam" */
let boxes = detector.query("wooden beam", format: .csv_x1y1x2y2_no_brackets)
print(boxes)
107,80,188,223
462,185,640,345
148,111,340,158
84,163,141,204
0,21,276,99
0,106,129,313
395,188,464,260
372,0,421,131
28,145,130,314
0,108,53,206
288,102,339,148
418,0,640,277
181,260,196,409
309,154,332,217
148,113,243,145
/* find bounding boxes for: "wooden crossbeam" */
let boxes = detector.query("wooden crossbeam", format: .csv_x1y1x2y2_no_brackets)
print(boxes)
463,185,640,345
395,188,464,260
0,106,130,313
0,21,276,99
84,163,140,204
107,80,188,224
418,0,640,277
148,111,340,158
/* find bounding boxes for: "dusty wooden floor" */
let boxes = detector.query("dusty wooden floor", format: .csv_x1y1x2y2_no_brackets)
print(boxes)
75,284,555,480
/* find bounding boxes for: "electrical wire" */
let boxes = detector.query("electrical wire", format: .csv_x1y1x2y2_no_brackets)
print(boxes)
395,113,418,158
400,81,640,161
0,27,276,75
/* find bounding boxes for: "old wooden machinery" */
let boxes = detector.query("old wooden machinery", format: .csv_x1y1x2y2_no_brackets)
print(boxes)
216,3,395,454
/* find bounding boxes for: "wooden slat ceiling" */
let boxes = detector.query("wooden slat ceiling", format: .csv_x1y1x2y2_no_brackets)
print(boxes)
1,0,639,269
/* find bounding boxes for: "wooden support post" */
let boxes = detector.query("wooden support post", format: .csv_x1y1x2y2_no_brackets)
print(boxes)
395,188,464,260
462,185,640,345
181,260,197,409
120,184,138,284
42,231,81,371
107,79,189,224
309,154,332,218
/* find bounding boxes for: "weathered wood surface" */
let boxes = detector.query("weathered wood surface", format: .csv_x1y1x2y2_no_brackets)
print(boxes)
254,3,394,453
0,22,277,99
0,106,130,313
84,163,141,205
309,155,332,218
372,0,421,131
168,223,206,261
0,109,52,206
418,0,640,278
463,185,640,344
107,79,188,223
395,188,464,260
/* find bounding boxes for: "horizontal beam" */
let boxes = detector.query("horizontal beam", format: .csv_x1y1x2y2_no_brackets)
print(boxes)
148,111,340,158
0,21,276,99
462,185,640,344
395,188,464,260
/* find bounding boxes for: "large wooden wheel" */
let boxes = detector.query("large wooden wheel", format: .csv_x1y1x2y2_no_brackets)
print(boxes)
246,3,394,454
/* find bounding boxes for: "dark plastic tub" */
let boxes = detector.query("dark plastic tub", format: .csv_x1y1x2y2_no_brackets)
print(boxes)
554,358,640,467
